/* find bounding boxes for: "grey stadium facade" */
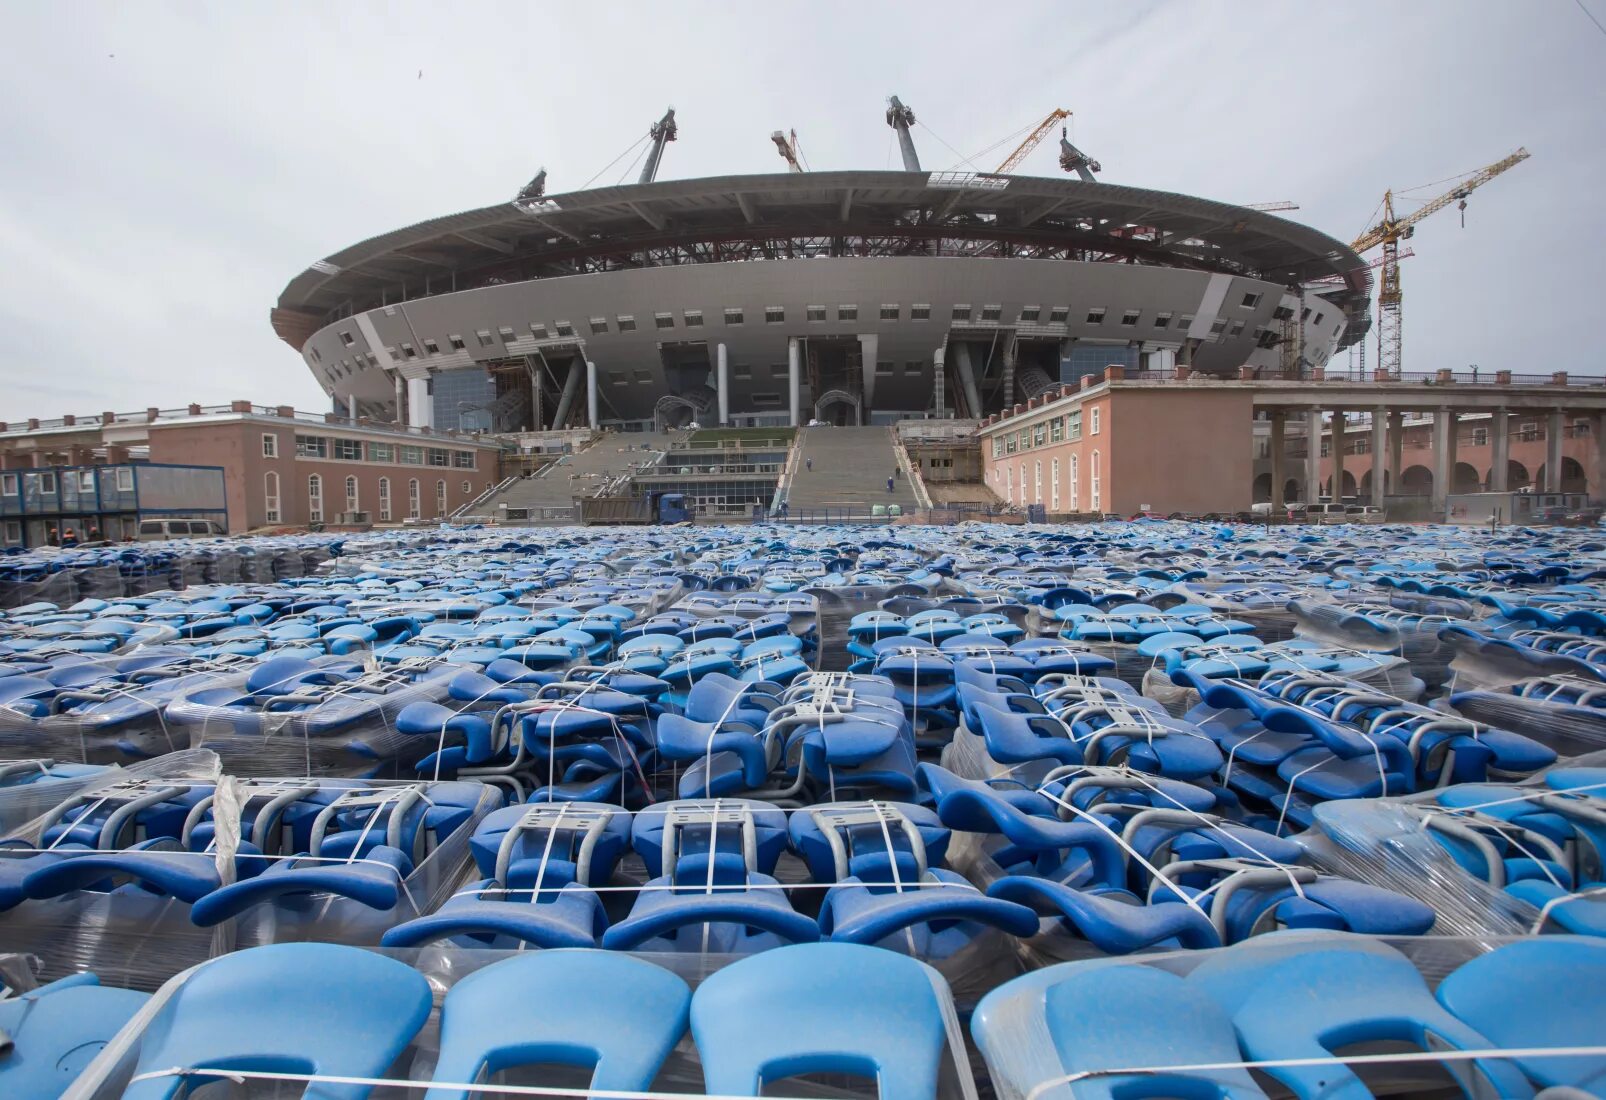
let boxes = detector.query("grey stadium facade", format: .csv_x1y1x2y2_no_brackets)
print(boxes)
273,170,1372,433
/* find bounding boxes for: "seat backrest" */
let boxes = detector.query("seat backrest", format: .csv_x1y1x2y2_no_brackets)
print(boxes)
690,942,952,1100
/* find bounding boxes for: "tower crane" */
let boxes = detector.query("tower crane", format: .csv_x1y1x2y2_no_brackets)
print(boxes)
994,109,1069,174
1351,148,1529,377
771,129,804,172
638,107,678,185
885,96,921,172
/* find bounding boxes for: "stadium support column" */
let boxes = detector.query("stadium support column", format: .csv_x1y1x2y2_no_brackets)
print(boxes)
954,343,983,420
1546,409,1565,492
586,360,598,430
1330,409,1346,499
346,394,357,421
716,344,729,426
1303,408,1322,505
933,347,947,417
1489,408,1510,492
857,334,878,425
1269,411,1286,513
406,378,433,429
788,338,801,427
551,359,583,430
1370,410,1387,510
1432,408,1452,518
393,373,406,425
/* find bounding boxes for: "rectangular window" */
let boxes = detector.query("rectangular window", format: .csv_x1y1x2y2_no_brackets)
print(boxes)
427,448,449,467
952,304,972,322
262,434,278,458
608,371,627,385
401,343,418,359
402,446,423,465
1005,432,1017,454
77,470,94,492
1314,312,1325,325
369,442,394,463
1473,428,1489,447
750,392,783,408
734,365,752,380
1049,306,1069,323
1210,318,1228,335
1241,292,1261,308
38,472,56,494
590,318,609,335
1090,407,1101,435
1018,306,1040,323
333,438,362,461
1050,418,1063,442
1067,410,1082,439
910,304,930,320
453,451,475,469
806,306,826,322
764,307,785,324
1272,306,1293,322
903,362,921,375
876,361,895,375
1086,309,1106,324
1120,310,1140,326
2,473,18,496
838,305,858,322
1228,321,1245,338
339,330,354,346
115,467,134,491
423,339,439,355
528,323,548,340
1154,312,1172,329
1300,308,1311,322
449,334,467,350
554,322,574,337
1033,423,1047,446
617,315,637,331
981,305,1002,322
654,312,674,330
633,370,653,383
295,435,327,458
724,308,744,325
684,310,703,327
476,330,495,347
879,304,899,321
4,520,19,542
992,437,1004,458
497,327,516,344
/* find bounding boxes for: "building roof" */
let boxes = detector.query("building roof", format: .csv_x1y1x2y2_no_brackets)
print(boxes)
274,170,1372,349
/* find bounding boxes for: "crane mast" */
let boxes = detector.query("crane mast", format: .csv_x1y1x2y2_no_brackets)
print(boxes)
994,109,1070,174
885,96,921,172
639,107,678,185
1351,148,1529,377
771,129,804,172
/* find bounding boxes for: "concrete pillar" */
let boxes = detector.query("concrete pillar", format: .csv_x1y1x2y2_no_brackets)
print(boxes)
1304,408,1322,504
406,377,432,429
1596,413,1606,501
586,360,599,430
1001,340,1018,406
716,343,729,426
1388,410,1404,491
1489,408,1510,492
1269,412,1286,513
932,347,947,417
393,373,406,425
1330,408,1346,500
551,358,584,430
857,334,878,416
1432,408,1452,518
1445,409,1460,493
346,394,357,421
1370,411,1387,510
787,338,801,427
1546,409,1564,492
953,343,983,420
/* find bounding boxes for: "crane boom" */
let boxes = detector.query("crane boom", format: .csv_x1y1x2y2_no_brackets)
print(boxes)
994,109,1070,174
638,107,678,185
771,129,804,172
1351,148,1529,254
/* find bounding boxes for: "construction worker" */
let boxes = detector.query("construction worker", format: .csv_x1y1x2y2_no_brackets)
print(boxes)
61,527,79,547
805,458,813,472
45,526,59,546
886,476,894,494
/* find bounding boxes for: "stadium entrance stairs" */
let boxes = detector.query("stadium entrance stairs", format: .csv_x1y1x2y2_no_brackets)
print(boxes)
476,431,680,521
785,426,921,518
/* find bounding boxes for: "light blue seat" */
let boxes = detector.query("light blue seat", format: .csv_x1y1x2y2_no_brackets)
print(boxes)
691,942,952,1100
123,942,432,1100
973,963,1266,1100
0,973,150,1100
1186,936,1532,1100
1435,936,1606,1094
425,951,690,1100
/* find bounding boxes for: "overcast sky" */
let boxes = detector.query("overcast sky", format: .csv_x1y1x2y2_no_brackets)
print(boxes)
1,0,1601,421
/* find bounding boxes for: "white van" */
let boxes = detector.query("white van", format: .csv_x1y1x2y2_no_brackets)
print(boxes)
136,518,227,541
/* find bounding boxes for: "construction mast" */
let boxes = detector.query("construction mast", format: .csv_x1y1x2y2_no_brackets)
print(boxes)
994,109,1069,174
638,108,678,184
1058,127,1102,182
771,129,804,172
885,96,921,172
1351,148,1529,377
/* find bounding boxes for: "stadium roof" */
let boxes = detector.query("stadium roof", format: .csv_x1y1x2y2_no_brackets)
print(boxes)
274,170,1371,349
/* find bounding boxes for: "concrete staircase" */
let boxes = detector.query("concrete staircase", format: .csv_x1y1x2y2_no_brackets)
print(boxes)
480,431,679,518
786,426,921,514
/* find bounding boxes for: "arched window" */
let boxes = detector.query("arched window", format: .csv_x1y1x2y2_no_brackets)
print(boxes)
408,478,420,519
1017,462,1026,506
1005,465,1014,500
1050,458,1060,512
461,480,471,495
1034,460,1042,504
1069,454,1079,511
264,471,280,525
1090,450,1102,512
344,476,359,513
307,474,323,523
377,477,391,522
435,479,447,516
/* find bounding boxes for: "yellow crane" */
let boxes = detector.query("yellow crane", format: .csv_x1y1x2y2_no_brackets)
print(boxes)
1352,148,1529,377
995,109,1069,174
